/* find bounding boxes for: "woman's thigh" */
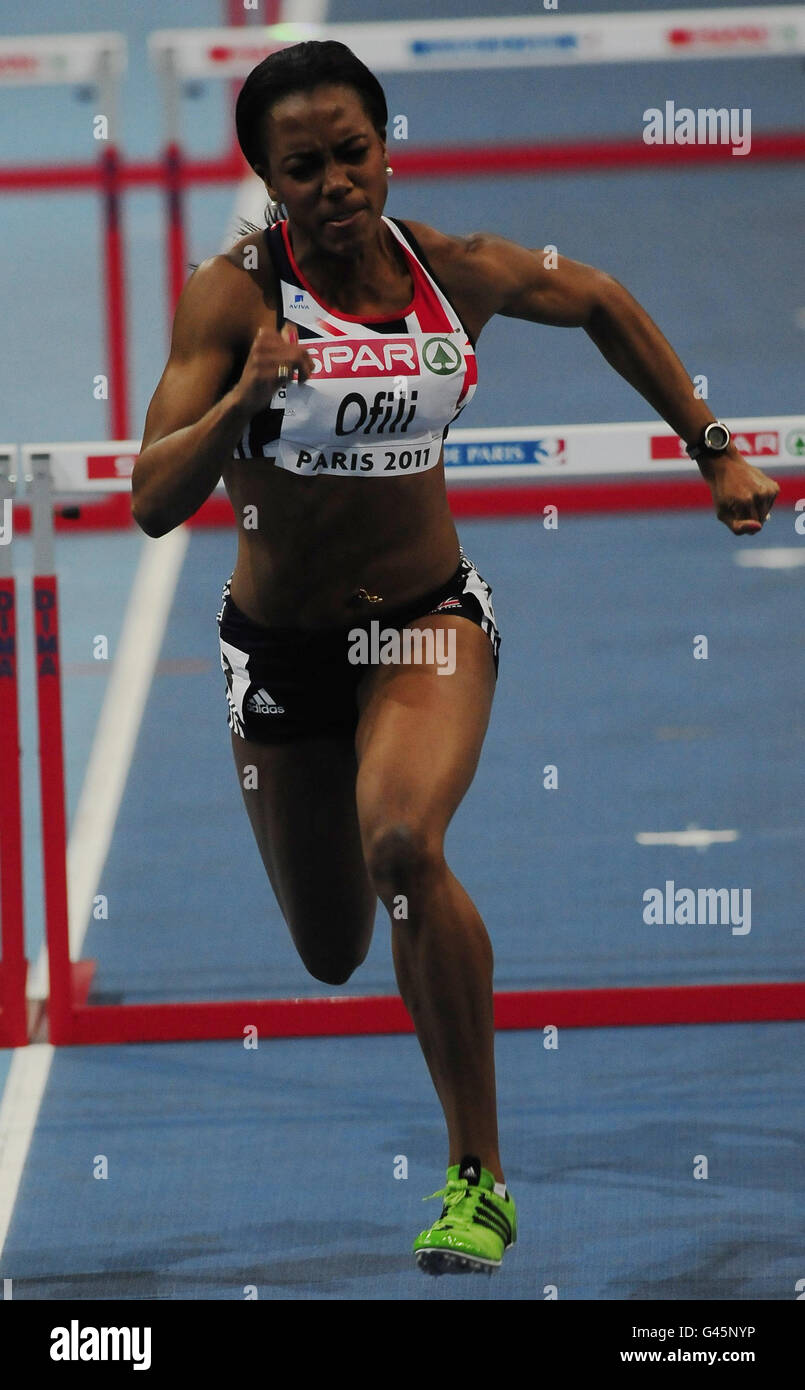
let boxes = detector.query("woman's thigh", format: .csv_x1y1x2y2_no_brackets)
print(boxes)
229,730,377,982
354,616,497,880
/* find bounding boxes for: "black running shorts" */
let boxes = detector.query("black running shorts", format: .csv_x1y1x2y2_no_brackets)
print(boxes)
216,549,501,743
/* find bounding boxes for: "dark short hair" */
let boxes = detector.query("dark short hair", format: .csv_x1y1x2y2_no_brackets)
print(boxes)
235,40,388,173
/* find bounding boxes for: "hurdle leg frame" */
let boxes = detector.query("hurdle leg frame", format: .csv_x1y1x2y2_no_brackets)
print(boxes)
0,451,28,1047
95,44,130,441
153,45,189,328
29,454,96,1045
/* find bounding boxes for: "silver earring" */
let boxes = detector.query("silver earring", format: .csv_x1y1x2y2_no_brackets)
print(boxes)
266,194,287,225
385,165,393,176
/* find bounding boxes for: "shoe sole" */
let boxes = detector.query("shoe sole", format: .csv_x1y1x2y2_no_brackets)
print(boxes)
415,1248,502,1277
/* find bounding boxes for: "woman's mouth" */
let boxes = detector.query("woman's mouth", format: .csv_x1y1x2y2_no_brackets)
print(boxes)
323,208,365,230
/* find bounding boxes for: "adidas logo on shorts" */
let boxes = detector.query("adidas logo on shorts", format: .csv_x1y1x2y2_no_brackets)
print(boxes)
245,688,285,715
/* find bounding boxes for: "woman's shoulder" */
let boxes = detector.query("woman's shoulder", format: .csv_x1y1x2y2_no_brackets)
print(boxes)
393,218,507,322
394,218,505,289
394,218,486,264
217,228,276,302
175,231,275,345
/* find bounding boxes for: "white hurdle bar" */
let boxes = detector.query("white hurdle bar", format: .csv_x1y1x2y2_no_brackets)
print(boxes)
19,418,805,492
148,9,805,84
0,33,126,139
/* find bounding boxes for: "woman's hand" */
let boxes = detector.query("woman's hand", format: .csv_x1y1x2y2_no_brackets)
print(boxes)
699,451,781,535
234,323,315,414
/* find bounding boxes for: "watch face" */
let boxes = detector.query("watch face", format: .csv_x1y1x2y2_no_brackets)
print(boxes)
704,423,730,452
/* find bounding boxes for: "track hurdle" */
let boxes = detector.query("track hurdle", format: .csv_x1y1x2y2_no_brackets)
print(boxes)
0,33,129,440
21,423,805,1045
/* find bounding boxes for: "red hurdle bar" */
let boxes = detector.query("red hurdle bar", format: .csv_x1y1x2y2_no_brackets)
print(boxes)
3,131,804,197
50,981,805,1047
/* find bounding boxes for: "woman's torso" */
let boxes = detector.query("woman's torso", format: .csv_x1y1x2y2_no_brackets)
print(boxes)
221,216,481,628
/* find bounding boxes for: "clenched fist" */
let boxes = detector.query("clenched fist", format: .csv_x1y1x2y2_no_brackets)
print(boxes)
700,453,781,536
234,322,314,415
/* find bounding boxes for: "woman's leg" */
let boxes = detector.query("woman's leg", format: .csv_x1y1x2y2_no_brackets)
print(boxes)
229,730,377,985
354,616,503,1181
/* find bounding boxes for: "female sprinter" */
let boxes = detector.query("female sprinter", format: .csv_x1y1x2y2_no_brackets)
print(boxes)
131,41,779,1277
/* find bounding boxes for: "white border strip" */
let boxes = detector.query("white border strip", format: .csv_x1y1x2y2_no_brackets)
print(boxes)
149,8,805,78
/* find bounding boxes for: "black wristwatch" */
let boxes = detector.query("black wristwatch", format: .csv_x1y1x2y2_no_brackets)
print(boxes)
685,421,731,462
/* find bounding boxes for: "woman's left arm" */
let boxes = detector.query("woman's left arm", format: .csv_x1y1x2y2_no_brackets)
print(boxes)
451,233,780,535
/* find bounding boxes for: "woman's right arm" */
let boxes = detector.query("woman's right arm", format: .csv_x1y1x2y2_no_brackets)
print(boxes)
131,255,312,538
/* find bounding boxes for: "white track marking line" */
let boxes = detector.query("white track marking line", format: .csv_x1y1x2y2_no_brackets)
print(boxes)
0,1045,53,1259
734,548,805,569
636,829,739,848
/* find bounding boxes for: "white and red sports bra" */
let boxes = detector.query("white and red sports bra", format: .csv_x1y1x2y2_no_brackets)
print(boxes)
233,216,477,476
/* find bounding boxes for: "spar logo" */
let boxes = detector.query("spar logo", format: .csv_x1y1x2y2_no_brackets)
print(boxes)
87,454,137,480
422,337,462,375
650,432,779,461
667,25,778,52
0,54,38,75
785,428,805,458
0,52,68,78
208,44,274,65
305,339,419,378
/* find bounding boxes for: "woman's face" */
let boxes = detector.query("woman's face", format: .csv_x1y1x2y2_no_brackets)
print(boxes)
256,83,388,254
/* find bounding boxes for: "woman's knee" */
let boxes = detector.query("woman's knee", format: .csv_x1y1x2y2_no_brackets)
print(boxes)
301,951,362,987
293,936,368,987
286,905,374,987
363,821,446,904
